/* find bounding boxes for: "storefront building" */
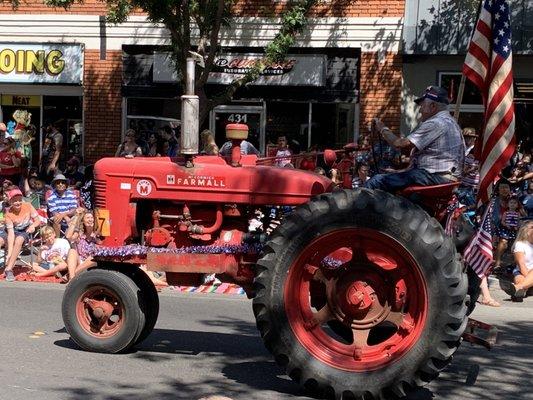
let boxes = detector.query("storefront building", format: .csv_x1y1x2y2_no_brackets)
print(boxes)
124,46,361,153
1,0,405,163
0,42,83,167
402,0,533,146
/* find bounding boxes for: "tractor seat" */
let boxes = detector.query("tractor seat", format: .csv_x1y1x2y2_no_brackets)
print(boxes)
398,181,461,199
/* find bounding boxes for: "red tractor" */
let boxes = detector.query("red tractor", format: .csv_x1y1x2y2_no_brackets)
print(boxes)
61,122,481,399
61,59,488,400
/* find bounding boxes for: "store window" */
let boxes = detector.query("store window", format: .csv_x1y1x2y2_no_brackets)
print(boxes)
311,103,356,149
125,97,181,148
0,94,82,168
209,100,358,156
266,102,309,155
439,72,483,132
265,101,357,154
439,73,532,146
43,95,83,165
1,94,42,166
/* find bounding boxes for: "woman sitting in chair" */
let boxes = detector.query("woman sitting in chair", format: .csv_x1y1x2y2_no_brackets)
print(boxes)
65,208,102,279
1,188,41,282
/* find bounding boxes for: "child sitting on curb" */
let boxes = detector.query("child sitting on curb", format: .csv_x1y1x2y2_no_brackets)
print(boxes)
31,225,78,282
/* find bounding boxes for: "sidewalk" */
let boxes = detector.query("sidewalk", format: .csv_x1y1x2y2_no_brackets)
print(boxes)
486,270,533,306
0,264,247,295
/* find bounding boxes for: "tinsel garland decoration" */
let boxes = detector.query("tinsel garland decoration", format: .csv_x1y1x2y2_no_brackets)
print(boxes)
89,243,343,268
321,256,344,269
90,243,263,259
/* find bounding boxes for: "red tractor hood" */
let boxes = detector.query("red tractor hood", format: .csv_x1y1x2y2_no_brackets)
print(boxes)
94,156,333,206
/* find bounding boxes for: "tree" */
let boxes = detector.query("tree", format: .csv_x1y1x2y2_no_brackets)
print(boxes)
29,0,321,124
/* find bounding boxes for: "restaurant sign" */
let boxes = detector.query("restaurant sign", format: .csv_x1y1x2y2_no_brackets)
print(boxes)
153,52,326,87
0,43,83,84
208,54,326,86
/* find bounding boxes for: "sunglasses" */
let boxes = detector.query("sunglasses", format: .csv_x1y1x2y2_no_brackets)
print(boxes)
55,181,67,186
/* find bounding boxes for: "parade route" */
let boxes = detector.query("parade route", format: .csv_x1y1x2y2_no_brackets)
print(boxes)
0,280,531,400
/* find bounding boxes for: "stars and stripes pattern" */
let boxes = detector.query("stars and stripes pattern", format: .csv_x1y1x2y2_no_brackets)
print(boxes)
463,200,495,277
462,0,516,204
444,197,460,237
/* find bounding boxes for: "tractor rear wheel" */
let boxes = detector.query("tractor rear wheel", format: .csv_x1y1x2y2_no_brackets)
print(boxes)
62,269,144,353
253,189,468,399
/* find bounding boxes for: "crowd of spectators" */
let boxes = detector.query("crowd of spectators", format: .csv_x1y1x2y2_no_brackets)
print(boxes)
487,145,533,304
0,165,92,282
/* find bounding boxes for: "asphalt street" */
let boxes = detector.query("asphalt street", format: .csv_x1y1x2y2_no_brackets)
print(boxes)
0,280,531,400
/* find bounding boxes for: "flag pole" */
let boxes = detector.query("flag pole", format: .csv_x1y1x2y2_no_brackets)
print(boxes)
455,0,484,122
453,74,467,122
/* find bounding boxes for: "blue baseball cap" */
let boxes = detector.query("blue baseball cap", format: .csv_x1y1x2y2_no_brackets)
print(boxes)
414,86,450,105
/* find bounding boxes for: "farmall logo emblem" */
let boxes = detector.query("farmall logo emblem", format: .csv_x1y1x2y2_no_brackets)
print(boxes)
136,179,153,196
175,176,226,187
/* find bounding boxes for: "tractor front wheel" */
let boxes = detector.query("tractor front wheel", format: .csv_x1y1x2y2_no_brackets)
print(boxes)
126,268,160,345
253,189,468,399
62,269,144,353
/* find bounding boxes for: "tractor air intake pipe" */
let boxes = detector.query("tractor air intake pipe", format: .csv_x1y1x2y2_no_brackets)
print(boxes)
181,58,199,156
189,206,224,235
225,124,249,167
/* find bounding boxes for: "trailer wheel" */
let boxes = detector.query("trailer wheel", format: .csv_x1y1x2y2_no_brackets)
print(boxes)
126,268,160,345
253,189,468,399
62,269,144,353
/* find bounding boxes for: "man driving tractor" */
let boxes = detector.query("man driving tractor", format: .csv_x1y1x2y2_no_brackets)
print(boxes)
365,86,465,192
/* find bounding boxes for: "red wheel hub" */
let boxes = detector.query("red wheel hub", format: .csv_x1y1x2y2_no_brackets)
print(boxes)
75,286,125,338
342,281,373,312
285,228,428,371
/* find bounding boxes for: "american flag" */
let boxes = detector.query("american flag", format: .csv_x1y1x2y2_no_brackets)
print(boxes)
463,200,495,277
462,0,516,204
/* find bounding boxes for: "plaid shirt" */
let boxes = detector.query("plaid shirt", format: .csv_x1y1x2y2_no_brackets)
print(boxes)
408,110,465,177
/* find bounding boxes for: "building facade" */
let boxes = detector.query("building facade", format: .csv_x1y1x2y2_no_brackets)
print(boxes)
0,0,404,164
402,0,533,147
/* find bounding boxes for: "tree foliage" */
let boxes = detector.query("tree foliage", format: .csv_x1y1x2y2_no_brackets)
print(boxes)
30,0,320,123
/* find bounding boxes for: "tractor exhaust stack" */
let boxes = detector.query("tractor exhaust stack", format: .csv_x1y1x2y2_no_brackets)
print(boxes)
180,58,199,155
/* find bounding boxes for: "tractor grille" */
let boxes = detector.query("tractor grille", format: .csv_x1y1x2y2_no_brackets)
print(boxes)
94,179,107,208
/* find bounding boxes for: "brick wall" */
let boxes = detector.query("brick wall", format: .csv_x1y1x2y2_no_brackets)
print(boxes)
0,0,404,17
232,0,404,17
0,0,107,14
83,50,122,164
360,52,402,133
